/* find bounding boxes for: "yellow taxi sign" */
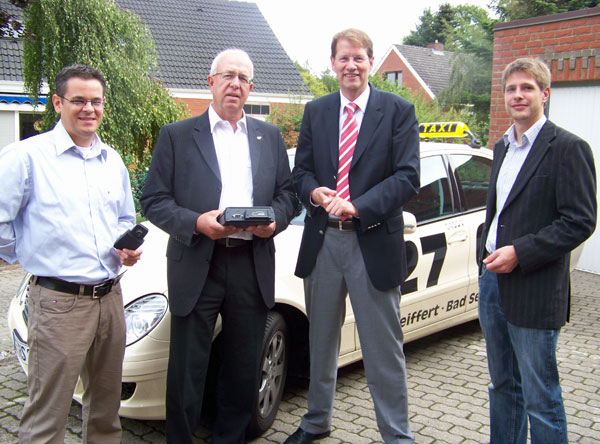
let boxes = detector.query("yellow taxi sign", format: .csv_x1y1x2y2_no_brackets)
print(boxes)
419,122,470,138
419,121,481,147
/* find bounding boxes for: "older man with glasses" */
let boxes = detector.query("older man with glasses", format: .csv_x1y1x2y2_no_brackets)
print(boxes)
141,48,297,444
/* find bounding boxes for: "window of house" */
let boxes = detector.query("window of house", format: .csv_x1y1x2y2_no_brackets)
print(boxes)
386,71,402,86
243,104,270,115
19,113,43,141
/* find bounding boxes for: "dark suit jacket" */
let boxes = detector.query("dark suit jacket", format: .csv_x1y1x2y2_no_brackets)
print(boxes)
140,112,298,317
293,86,420,291
480,120,596,329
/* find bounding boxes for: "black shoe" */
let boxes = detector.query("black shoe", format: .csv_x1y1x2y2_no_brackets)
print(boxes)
282,427,330,444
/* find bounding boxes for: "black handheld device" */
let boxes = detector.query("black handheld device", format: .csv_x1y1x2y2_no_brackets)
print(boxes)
217,206,275,228
114,223,148,250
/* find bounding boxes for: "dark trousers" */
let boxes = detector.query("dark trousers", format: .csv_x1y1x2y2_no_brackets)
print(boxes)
165,242,268,444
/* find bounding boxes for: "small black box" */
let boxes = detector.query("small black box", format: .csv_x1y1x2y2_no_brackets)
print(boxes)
217,207,275,227
114,223,148,250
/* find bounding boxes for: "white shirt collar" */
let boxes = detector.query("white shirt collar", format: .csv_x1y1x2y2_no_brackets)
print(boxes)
339,85,370,114
53,120,105,158
208,104,248,134
503,114,547,148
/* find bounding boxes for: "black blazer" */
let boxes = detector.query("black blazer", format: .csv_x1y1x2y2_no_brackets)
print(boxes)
293,87,420,291
480,120,596,329
140,112,298,317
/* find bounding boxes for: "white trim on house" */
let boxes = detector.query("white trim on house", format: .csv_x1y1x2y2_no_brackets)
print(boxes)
168,88,312,104
372,45,436,100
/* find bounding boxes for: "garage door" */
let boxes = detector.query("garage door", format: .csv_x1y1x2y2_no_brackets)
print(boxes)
549,84,600,274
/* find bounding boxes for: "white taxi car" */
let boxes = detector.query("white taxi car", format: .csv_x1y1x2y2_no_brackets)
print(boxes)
8,122,495,437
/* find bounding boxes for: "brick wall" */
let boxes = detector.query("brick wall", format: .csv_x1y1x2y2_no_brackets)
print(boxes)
178,98,211,117
489,7,600,145
377,49,433,101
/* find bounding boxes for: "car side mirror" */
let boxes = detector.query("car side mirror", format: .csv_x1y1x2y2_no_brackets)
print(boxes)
403,211,417,235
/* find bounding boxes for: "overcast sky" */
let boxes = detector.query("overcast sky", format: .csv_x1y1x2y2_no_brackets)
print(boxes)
248,0,496,74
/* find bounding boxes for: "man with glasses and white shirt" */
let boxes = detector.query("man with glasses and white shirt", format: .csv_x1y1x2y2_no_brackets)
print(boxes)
141,49,297,443
0,64,141,443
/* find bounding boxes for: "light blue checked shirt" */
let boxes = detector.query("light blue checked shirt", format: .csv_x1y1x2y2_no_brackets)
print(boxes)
486,115,547,253
0,121,135,284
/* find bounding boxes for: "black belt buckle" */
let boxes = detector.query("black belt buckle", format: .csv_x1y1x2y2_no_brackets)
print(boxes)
92,281,112,298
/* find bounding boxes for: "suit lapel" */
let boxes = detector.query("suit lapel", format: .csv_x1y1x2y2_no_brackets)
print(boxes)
247,118,263,184
486,139,508,225
502,121,556,212
352,88,383,167
327,94,341,170
192,113,221,182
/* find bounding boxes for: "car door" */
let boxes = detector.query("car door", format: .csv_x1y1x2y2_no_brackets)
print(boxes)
399,153,474,334
448,151,493,312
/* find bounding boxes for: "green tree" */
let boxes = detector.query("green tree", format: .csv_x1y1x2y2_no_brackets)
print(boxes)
404,4,456,47
22,0,188,166
369,75,479,139
294,62,339,98
404,4,495,145
266,101,305,149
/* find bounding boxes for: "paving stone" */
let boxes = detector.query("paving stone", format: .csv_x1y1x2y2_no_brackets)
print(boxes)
1,267,599,443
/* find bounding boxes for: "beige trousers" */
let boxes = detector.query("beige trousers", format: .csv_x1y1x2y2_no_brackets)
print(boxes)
19,281,126,444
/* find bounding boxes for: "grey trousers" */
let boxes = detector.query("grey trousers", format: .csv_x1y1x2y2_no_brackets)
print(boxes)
19,281,125,444
300,228,414,444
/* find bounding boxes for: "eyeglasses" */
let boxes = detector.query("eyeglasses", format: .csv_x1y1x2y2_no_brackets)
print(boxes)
59,96,105,109
212,71,253,85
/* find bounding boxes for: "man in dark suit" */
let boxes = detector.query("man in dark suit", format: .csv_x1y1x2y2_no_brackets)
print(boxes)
479,58,596,444
284,29,420,444
140,49,297,444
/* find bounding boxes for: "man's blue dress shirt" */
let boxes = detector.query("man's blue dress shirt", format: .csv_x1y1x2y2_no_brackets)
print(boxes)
0,121,135,284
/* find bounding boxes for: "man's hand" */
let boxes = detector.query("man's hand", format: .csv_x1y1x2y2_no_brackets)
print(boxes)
116,248,142,267
246,221,276,238
325,197,359,219
195,210,243,240
311,187,337,209
484,245,518,273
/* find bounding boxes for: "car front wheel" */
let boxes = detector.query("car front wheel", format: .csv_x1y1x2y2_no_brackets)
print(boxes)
247,310,288,438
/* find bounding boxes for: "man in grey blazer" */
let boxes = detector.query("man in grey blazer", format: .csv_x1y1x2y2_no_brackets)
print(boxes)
284,29,420,444
140,49,297,444
479,58,596,444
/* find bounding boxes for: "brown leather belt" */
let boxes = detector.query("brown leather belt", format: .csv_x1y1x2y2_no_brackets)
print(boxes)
33,274,123,298
327,218,356,231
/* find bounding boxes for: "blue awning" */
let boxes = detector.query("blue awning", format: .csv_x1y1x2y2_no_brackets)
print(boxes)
0,94,47,105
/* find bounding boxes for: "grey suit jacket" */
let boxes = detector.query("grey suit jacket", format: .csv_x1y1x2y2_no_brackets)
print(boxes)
293,86,420,291
480,120,596,329
140,112,298,317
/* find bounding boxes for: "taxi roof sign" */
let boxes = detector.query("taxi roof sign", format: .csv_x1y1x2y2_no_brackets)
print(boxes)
419,121,481,148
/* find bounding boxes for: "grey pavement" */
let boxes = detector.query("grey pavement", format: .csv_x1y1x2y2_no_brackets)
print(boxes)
1,265,599,443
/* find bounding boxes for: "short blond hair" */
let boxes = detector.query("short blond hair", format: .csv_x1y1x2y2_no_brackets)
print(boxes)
502,58,551,92
331,29,373,59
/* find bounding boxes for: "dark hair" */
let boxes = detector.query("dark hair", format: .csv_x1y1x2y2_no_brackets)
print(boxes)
331,28,373,59
55,64,106,96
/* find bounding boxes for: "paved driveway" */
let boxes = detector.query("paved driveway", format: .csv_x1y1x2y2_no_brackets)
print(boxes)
0,265,598,443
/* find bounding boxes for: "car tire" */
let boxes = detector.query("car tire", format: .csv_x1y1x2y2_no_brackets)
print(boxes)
247,310,288,438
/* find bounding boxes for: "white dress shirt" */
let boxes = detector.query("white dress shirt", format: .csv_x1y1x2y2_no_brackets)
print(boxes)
338,86,370,138
209,104,253,240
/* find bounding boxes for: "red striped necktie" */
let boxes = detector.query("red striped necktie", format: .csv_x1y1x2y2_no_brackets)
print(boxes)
336,102,359,201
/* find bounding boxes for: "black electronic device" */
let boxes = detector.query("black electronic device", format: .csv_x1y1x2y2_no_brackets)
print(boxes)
217,206,275,228
113,223,148,250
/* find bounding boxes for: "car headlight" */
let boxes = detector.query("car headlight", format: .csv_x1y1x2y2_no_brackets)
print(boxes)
124,293,168,346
